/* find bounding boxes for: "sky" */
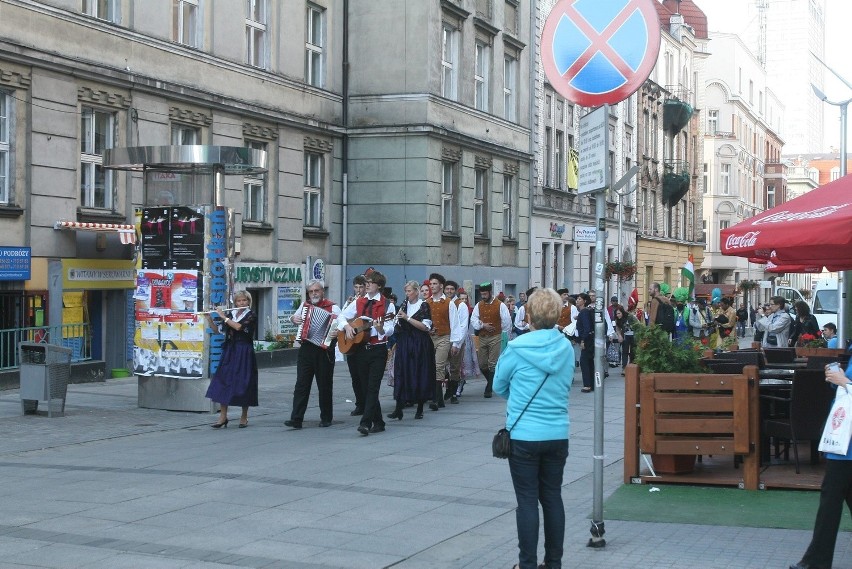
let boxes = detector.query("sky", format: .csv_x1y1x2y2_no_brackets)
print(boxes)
692,0,852,151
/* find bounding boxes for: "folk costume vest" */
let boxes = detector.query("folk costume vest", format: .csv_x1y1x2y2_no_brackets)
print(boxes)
557,305,573,328
428,296,451,336
477,299,502,336
355,295,388,345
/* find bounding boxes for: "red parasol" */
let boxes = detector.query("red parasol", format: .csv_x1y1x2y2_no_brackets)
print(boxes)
720,174,852,269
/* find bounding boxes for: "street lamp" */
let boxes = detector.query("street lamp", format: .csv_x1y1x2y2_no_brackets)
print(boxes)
811,83,852,346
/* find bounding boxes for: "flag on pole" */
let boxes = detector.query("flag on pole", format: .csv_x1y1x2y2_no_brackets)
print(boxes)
567,147,579,189
682,254,695,300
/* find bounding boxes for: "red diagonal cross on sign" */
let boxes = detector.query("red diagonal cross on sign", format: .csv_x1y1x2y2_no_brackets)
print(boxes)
563,1,639,80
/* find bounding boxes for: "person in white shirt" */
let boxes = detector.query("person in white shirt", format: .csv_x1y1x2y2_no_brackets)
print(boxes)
443,280,469,403
471,282,512,397
338,271,396,436
285,280,341,429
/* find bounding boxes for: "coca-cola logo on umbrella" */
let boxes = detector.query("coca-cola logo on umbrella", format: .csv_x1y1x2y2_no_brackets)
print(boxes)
752,204,851,225
725,231,760,250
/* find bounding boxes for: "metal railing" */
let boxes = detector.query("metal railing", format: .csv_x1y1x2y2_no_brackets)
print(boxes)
0,324,91,370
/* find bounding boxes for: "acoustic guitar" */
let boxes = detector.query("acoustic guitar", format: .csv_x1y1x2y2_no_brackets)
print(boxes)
337,314,395,354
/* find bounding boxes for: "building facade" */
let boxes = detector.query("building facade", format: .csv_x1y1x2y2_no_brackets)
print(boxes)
702,32,785,286
634,0,707,307
0,0,533,371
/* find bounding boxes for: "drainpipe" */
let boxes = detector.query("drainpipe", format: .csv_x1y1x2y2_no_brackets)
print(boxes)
528,0,538,289
341,0,350,301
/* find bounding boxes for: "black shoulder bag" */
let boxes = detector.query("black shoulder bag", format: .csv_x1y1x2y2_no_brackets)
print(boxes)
492,373,551,459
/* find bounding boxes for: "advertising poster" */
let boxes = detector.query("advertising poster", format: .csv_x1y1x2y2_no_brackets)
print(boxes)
140,206,205,268
132,268,204,378
277,285,302,337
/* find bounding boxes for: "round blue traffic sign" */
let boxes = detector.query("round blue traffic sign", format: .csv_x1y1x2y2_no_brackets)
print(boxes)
542,0,661,106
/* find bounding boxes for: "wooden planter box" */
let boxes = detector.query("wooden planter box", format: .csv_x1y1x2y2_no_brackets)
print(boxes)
795,347,847,358
651,453,697,474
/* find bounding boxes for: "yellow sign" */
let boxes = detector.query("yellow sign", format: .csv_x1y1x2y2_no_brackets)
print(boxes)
62,259,135,290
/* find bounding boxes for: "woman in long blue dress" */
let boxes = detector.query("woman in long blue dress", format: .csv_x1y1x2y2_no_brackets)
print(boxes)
205,290,258,428
387,281,436,420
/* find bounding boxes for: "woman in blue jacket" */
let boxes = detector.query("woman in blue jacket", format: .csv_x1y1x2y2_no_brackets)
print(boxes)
494,288,573,569
790,360,852,569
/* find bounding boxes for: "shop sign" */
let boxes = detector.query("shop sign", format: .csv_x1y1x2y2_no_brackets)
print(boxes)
62,259,135,289
550,222,567,238
574,226,597,243
235,264,302,284
0,246,31,280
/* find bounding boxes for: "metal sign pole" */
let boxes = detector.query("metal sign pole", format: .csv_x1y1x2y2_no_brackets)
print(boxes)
589,187,607,548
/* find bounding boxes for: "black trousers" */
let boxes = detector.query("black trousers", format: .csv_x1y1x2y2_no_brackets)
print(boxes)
580,342,595,389
357,344,387,429
290,341,335,423
800,459,852,568
347,348,365,410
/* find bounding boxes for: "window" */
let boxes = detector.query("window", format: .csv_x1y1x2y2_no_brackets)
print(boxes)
555,131,564,189
246,0,267,68
767,184,776,209
831,167,840,182
503,55,517,121
504,0,518,34
642,110,650,155
441,24,459,100
80,107,114,209
651,113,658,158
474,168,487,236
304,152,323,227
546,95,552,119
702,219,707,244
650,190,658,231
173,0,199,48
83,0,119,22
503,174,514,238
0,92,8,204
171,124,199,145
442,162,456,232
474,41,490,111
702,163,708,194
244,141,266,222
306,4,324,87
720,163,730,195
641,189,649,231
544,127,552,187
707,109,718,134
720,219,730,231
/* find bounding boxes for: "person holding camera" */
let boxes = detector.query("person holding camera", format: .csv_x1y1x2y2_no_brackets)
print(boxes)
754,296,792,348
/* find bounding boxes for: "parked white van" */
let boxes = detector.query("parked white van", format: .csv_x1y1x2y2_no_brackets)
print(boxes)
811,278,839,330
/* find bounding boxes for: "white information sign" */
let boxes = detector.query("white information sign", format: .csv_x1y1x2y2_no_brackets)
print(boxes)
574,226,597,243
578,106,608,194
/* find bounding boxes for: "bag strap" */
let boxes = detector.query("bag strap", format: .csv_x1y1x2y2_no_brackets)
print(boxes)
507,373,551,434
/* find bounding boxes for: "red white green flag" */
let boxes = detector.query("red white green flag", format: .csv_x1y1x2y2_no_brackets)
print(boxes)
682,254,695,300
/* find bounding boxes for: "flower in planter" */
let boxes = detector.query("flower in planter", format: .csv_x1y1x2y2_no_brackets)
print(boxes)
798,332,826,349
605,260,638,281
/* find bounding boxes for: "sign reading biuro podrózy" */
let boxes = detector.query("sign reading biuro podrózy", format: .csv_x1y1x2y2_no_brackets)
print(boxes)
0,247,31,280
542,0,661,106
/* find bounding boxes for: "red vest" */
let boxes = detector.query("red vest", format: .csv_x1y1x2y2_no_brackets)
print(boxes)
355,295,388,344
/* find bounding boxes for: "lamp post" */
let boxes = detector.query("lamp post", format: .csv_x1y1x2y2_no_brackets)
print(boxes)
811,83,851,346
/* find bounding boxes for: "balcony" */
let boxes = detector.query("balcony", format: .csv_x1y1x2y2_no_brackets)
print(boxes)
663,85,694,134
662,160,690,206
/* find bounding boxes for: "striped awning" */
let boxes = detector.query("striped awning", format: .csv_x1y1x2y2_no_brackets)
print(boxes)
54,221,136,245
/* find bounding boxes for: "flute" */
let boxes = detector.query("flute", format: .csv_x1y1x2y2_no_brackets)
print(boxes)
195,307,241,315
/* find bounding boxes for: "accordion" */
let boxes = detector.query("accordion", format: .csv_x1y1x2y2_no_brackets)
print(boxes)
295,304,338,349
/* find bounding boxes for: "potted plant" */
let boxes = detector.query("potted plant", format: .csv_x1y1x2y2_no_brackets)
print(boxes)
605,260,638,281
633,323,709,474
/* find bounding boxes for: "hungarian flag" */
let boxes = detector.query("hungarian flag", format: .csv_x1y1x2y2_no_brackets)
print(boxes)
682,254,695,299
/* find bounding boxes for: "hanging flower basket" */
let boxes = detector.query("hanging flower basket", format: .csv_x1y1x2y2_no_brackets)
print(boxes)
605,260,637,281
737,279,759,293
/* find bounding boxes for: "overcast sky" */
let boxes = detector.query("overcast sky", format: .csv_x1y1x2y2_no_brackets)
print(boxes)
692,0,852,150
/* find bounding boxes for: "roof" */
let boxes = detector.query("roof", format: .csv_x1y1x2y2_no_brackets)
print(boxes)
661,0,708,39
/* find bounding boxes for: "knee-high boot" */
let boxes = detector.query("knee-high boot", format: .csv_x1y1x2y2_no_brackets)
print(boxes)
483,369,494,398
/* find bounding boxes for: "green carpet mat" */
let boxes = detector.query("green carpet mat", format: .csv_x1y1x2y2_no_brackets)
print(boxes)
603,484,852,531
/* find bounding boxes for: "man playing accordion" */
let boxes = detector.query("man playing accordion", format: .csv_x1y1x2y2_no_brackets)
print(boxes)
285,280,341,429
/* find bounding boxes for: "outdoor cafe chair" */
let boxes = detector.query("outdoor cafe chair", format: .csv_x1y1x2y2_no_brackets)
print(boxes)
761,369,834,474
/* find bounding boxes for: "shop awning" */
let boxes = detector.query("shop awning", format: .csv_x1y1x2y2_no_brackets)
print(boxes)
54,221,136,245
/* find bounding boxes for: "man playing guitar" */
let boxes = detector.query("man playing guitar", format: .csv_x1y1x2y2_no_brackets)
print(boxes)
338,271,396,436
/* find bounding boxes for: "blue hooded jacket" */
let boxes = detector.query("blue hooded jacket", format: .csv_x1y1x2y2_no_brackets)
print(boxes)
493,328,573,441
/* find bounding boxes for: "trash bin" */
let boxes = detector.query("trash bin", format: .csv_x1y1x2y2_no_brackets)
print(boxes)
19,342,72,417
